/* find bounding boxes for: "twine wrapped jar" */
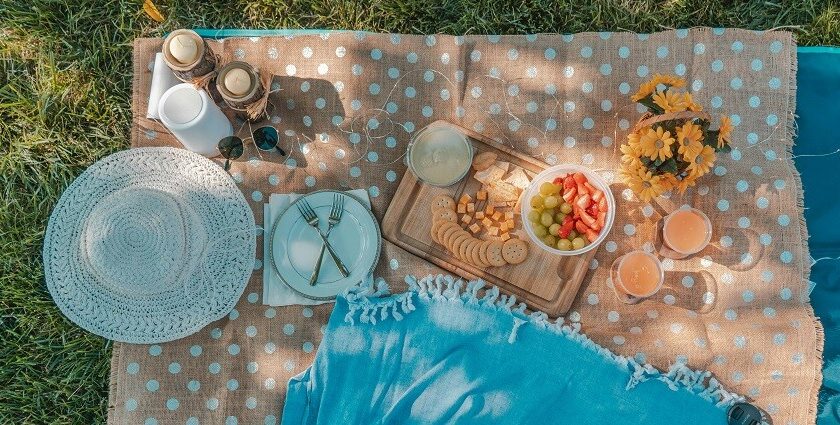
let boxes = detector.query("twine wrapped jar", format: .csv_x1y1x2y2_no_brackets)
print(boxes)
161,29,217,86
216,61,269,121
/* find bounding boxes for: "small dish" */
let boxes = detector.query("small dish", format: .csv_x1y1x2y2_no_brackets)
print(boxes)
520,164,615,256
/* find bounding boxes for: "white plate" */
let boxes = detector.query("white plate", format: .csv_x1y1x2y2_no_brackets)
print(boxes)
270,190,381,300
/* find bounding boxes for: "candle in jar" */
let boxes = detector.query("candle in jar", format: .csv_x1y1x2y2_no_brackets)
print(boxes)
223,68,252,96
616,251,663,298
169,34,198,65
663,208,712,255
408,124,473,187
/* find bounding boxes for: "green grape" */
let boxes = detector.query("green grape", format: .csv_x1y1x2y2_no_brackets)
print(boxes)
539,182,555,195
533,224,548,237
527,210,541,223
554,212,566,223
542,235,557,246
530,196,544,209
540,212,554,227
557,239,573,251
560,202,573,214
548,223,561,235
572,237,586,250
568,230,578,239
543,195,559,209
551,183,563,195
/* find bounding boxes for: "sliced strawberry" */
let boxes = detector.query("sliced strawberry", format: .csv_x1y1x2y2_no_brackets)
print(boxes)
562,187,577,203
562,214,574,225
591,189,604,202
563,175,576,190
597,211,607,228
575,220,589,235
575,193,591,210
552,177,564,185
598,197,608,211
573,172,587,185
577,183,589,195
586,204,599,217
584,182,597,194
559,220,574,238
579,210,597,228
585,229,599,242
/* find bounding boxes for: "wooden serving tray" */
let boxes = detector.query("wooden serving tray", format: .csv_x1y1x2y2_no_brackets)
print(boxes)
382,121,596,316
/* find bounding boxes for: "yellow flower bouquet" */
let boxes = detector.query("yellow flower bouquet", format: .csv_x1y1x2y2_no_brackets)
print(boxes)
619,74,733,201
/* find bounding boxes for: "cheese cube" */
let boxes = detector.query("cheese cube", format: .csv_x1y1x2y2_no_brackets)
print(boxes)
477,190,487,201
500,222,509,232
505,219,515,229
492,211,503,221
475,211,485,220
457,204,466,214
459,194,472,205
488,226,499,236
484,205,495,216
461,214,473,224
500,232,511,241
504,211,515,220
481,218,493,227
469,223,481,234
467,203,476,213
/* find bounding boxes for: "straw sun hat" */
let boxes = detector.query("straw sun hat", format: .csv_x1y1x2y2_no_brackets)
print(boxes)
43,147,255,343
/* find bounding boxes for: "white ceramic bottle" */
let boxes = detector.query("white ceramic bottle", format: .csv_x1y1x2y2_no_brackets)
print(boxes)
158,83,233,157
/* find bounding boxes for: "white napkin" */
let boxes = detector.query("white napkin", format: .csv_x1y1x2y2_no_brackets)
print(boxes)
146,52,181,120
262,190,372,306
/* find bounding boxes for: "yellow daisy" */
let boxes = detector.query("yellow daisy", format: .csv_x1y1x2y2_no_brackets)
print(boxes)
631,80,658,102
620,143,644,171
622,168,665,202
687,145,716,177
638,126,675,161
674,174,697,194
652,89,688,113
683,92,703,111
630,74,686,102
717,115,733,148
676,122,704,161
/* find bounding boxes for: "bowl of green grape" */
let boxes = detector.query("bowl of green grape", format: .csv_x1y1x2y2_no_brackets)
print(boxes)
520,164,615,256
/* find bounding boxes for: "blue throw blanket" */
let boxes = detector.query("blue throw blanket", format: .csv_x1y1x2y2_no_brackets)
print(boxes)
283,275,743,424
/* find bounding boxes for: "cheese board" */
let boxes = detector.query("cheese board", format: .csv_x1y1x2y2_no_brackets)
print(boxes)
382,121,600,316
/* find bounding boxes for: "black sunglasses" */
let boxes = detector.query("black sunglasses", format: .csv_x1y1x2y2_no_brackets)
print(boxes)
218,136,244,171
252,126,286,156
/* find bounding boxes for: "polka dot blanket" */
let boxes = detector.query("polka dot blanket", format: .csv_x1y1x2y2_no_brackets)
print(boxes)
109,29,820,425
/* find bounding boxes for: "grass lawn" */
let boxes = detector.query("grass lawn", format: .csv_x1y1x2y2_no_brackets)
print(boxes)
0,0,838,422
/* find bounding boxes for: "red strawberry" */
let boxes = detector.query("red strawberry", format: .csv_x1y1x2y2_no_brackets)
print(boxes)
563,175,576,190
573,172,587,185
562,187,577,203
579,210,597,228
553,177,564,185
586,204,599,217
559,220,574,238
585,229,599,242
597,211,607,229
575,193,591,210
591,189,604,202
575,220,589,235
598,197,608,211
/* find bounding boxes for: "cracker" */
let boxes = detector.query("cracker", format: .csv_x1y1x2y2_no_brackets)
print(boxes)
459,238,478,262
431,195,456,211
445,229,468,250
486,241,507,267
469,241,489,268
472,152,498,172
450,233,472,259
431,219,447,243
437,221,461,246
478,241,491,266
502,238,528,265
432,207,457,223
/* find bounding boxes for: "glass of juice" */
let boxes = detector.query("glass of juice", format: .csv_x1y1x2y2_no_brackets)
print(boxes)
659,207,712,259
610,250,664,304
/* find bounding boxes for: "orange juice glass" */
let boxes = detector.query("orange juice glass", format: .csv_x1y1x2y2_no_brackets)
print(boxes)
611,250,664,303
662,207,712,256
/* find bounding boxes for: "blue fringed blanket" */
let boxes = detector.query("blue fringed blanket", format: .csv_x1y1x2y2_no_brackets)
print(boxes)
283,275,743,424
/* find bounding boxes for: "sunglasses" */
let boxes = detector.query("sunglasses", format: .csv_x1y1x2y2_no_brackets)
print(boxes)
217,126,287,171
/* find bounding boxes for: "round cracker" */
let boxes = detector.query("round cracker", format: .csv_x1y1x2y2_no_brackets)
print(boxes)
459,237,478,262
430,219,448,243
432,207,457,223
486,241,507,267
502,238,529,265
437,221,460,246
446,229,468,250
478,240,491,266
469,241,489,268
431,195,456,211
449,233,471,258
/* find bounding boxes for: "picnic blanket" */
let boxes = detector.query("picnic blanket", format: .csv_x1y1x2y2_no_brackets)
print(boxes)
283,275,741,424
108,29,820,425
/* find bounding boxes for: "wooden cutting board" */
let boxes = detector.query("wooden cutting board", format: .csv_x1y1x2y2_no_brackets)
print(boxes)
382,121,596,316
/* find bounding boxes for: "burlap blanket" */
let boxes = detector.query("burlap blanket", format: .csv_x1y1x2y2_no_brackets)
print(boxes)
108,29,820,424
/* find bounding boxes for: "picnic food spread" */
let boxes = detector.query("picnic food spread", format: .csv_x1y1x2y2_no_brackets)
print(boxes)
52,30,817,425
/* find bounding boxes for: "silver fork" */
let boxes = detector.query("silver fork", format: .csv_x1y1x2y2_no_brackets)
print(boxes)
297,198,350,279
308,194,345,285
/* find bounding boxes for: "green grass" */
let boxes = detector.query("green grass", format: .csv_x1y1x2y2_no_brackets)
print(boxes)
0,0,837,422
